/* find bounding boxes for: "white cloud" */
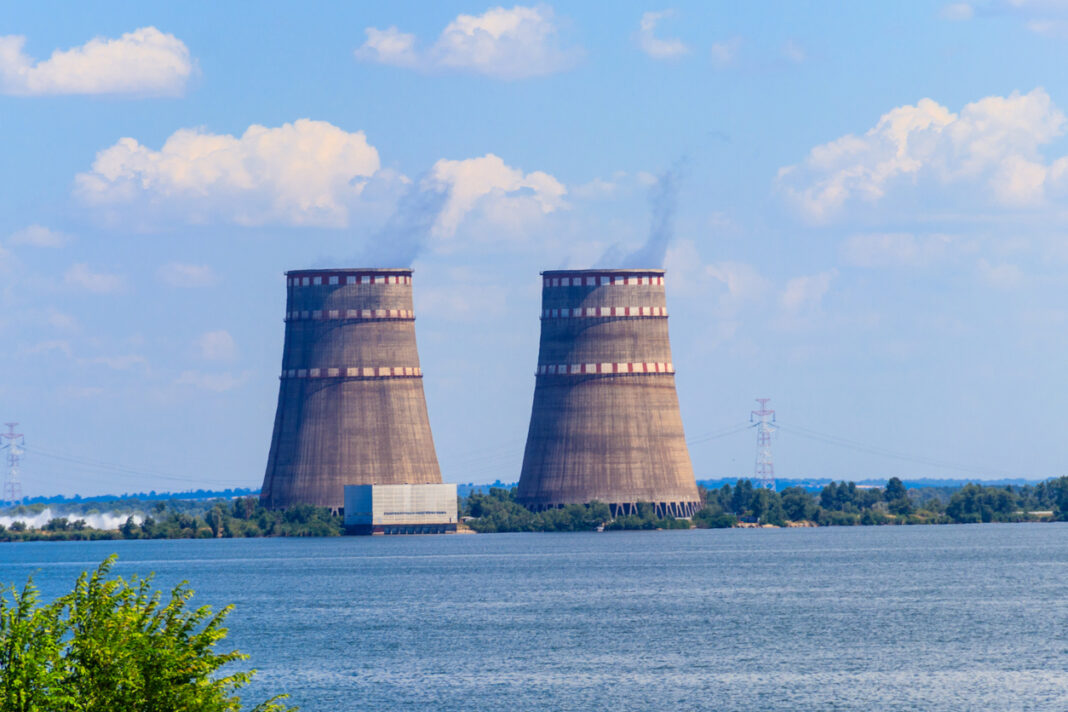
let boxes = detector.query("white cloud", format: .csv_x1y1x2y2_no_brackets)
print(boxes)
0,245,17,274
356,5,580,79
8,225,71,248
357,27,420,68
941,1,1068,34
93,354,149,371
637,10,689,59
781,269,837,312
176,370,249,392
977,258,1024,288
196,330,237,361
25,340,73,358
45,308,78,330
571,176,620,200
428,153,566,238
706,261,771,304
709,38,741,68
781,39,806,63
64,263,124,293
840,232,968,267
778,88,1068,222
75,119,381,227
1002,1,1068,35
941,3,975,20
0,27,192,96
158,262,219,287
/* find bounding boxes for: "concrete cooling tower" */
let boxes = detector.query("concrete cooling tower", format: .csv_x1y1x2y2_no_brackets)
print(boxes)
517,269,701,518
261,268,442,510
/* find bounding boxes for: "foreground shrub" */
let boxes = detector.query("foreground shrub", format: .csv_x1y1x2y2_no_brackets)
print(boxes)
0,555,294,712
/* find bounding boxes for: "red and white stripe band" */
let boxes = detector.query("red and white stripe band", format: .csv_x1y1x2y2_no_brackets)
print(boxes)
542,306,666,318
537,362,674,376
288,274,412,287
286,309,414,321
282,366,422,379
543,275,664,288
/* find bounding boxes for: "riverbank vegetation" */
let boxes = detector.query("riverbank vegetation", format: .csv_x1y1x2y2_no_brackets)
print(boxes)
694,477,1068,527
459,477,1068,532
462,488,691,532
3,477,1068,541
0,556,294,711
0,497,341,543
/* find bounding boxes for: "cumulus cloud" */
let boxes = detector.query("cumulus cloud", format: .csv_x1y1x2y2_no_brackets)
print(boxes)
840,232,968,267
64,263,124,293
428,153,566,238
45,308,78,331
945,1,1068,35
0,27,192,96
157,262,218,287
778,88,1068,222
977,258,1024,288
8,224,71,248
781,269,837,312
706,261,771,304
941,3,975,20
196,330,237,361
636,10,689,59
75,119,381,227
709,38,742,67
356,4,580,79
75,120,565,248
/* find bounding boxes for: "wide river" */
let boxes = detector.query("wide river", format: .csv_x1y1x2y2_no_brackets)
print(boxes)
2,524,1067,711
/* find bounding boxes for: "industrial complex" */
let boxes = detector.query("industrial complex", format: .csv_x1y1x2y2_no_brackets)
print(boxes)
260,268,443,513
343,483,458,535
516,269,701,518
261,266,700,533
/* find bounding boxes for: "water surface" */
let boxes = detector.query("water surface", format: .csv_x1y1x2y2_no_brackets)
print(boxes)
2,524,1066,711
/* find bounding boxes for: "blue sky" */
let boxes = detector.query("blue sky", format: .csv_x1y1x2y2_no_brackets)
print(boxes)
4,0,1068,496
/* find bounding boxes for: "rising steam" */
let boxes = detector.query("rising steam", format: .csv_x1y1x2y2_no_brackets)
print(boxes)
598,160,686,268
359,178,451,267
0,508,143,530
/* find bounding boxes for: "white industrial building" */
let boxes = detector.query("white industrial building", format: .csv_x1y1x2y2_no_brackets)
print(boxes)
343,483,458,535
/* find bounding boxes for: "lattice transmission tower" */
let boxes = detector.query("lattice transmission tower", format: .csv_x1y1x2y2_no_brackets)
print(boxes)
2,422,24,506
750,399,776,490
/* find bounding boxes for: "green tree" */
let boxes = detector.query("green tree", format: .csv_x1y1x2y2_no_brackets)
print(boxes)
780,487,816,522
0,556,294,712
884,477,907,500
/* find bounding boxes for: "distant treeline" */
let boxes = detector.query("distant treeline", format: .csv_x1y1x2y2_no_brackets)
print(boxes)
461,477,1068,532
5,478,1068,542
14,487,260,507
0,497,341,543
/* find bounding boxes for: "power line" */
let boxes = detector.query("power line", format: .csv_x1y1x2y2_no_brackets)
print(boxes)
686,422,751,446
21,445,222,486
775,422,1016,479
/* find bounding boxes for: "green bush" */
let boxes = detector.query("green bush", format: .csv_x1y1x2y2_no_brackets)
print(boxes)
0,556,294,712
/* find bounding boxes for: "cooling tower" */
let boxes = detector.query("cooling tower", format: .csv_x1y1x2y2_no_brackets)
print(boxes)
261,268,442,510
517,269,701,518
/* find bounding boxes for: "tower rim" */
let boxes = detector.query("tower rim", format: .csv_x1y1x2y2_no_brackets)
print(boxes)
286,267,412,277
541,268,664,277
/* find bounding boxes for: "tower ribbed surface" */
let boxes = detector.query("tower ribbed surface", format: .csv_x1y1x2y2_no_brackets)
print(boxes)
517,269,701,518
261,268,442,510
